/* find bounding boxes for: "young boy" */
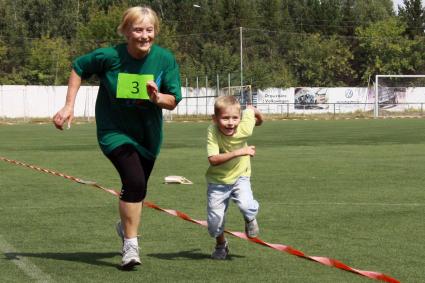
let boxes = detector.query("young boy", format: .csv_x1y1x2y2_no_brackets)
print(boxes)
206,95,264,260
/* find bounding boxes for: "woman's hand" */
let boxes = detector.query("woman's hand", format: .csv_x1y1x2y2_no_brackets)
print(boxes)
146,81,160,104
53,106,74,130
146,80,177,110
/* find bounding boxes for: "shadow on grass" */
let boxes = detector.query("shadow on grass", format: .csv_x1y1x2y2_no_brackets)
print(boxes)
147,248,244,260
4,251,121,268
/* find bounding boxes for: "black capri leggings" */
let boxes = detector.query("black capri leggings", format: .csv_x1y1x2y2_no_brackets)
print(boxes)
106,144,155,203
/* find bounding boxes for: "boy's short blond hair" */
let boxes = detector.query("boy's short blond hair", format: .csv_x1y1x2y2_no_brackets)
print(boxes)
214,95,241,115
117,6,160,36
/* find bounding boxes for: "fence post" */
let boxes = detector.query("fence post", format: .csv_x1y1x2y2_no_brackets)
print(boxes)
185,77,188,116
196,76,199,115
205,75,208,115
0,85,3,119
228,73,231,95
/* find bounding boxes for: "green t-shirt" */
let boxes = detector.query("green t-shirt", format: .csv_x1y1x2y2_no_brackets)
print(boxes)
205,108,256,184
72,43,182,160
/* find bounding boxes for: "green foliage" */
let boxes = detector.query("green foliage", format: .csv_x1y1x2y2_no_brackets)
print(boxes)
350,0,394,23
245,55,296,88
398,0,425,39
1,0,425,87
356,18,419,81
199,42,240,77
75,3,124,53
0,39,6,62
290,34,355,86
25,36,71,85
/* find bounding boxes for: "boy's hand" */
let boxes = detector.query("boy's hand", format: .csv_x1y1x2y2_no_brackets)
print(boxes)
208,145,256,166
240,145,256,157
246,105,263,126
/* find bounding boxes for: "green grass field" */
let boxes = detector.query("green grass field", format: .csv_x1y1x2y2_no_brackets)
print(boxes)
1,119,424,282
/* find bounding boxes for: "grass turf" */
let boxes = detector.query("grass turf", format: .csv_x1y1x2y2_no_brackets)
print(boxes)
0,119,424,282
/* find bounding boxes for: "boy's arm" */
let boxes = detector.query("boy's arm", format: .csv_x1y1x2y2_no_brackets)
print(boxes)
246,105,263,126
208,145,256,166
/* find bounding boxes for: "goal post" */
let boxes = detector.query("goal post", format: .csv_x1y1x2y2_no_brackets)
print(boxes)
220,85,253,105
374,74,425,118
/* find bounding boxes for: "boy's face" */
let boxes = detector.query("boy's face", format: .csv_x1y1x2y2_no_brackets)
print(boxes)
213,106,241,136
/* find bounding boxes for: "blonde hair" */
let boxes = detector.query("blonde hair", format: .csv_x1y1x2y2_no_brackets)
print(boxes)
117,6,160,36
214,95,241,115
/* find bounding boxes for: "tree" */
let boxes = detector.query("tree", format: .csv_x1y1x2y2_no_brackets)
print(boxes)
290,34,355,86
75,3,124,54
350,0,394,24
1,0,425,87
245,55,296,88
24,36,71,85
398,0,425,39
198,42,240,78
355,18,420,81
308,0,345,35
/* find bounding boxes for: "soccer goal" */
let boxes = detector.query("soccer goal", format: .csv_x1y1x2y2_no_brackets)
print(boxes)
220,85,253,105
374,74,425,118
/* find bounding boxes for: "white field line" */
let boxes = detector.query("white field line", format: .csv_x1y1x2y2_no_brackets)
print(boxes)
0,235,54,283
268,202,424,207
0,204,112,211
0,202,422,213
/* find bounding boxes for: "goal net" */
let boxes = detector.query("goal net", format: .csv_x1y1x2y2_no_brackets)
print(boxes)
374,75,425,118
220,85,253,106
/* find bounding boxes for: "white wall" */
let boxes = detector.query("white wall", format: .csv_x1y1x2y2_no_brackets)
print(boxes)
1,85,424,118
0,85,98,118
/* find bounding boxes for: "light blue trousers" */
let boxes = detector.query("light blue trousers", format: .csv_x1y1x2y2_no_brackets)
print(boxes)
207,176,259,238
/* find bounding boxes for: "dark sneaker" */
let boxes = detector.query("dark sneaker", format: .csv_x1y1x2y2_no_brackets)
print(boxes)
211,241,229,260
245,218,259,238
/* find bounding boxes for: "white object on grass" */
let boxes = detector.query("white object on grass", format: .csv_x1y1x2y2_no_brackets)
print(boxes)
164,176,193,184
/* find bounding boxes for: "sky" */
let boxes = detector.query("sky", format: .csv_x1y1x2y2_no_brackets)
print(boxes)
393,0,404,11
393,0,424,11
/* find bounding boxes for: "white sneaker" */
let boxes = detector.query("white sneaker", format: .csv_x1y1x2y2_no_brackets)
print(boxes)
245,218,259,238
121,242,141,270
211,241,229,260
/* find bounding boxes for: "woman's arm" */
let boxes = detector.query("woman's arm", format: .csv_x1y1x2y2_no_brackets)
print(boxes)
146,81,177,110
52,69,82,130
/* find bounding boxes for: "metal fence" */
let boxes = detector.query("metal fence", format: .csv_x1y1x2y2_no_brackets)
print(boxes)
164,99,425,120
1,84,425,121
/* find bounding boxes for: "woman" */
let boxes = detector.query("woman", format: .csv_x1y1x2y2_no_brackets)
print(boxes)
53,6,182,269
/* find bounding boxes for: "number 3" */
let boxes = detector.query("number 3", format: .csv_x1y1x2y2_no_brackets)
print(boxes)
131,81,139,94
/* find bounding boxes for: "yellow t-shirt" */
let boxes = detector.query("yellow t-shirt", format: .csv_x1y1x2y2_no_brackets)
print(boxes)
206,108,256,184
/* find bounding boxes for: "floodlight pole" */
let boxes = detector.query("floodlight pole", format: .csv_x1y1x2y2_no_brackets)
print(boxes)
239,27,243,86
240,26,243,88
240,26,244,103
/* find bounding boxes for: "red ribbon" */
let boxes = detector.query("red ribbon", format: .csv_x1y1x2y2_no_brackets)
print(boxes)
0,156,400,283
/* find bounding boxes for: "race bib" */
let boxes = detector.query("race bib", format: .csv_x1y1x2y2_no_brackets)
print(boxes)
116,73,154,100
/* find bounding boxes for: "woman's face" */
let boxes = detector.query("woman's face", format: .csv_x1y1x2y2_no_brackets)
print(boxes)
126,17,155,59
